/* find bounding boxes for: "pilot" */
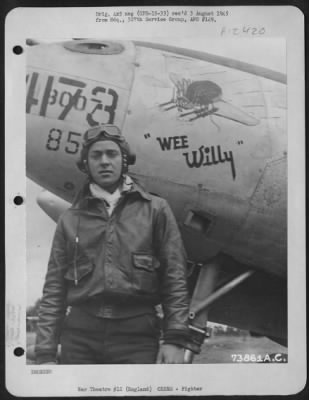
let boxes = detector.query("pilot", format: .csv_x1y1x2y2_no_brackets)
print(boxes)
35,123,190,364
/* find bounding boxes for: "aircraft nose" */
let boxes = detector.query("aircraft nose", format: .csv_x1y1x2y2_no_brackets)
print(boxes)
26,39,137,196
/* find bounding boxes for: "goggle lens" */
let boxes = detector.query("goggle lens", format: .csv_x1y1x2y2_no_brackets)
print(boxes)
85,124,123,142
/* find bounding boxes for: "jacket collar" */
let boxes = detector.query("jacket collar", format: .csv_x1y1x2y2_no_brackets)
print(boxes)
127,177,151,201
72,175,151,209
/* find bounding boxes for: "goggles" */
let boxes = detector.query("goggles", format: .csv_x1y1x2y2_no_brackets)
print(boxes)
84,124,125,144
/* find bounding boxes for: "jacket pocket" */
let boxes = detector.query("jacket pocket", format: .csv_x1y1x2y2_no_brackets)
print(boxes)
132,253,159,294
64,257,94,284
133,254,156,272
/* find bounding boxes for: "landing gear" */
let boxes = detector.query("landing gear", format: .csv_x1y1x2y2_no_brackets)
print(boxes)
184,257,254,363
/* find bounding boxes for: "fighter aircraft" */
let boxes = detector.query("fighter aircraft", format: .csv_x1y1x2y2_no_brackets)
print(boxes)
26,39,287,360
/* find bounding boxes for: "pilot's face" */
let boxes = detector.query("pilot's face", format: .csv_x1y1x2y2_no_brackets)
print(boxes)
87,140,122,192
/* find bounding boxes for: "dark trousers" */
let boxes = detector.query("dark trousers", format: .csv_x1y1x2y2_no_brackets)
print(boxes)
60,306,160,364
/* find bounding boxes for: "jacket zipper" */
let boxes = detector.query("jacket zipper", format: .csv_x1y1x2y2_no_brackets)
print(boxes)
73,214,81,286
111,195,135,286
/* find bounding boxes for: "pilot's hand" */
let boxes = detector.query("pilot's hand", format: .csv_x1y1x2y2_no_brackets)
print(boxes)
156,344,184,364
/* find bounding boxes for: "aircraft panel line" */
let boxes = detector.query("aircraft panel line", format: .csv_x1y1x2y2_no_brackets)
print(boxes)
134,41,287,84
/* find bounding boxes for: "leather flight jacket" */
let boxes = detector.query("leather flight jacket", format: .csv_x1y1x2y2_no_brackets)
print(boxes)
35,180,190,363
